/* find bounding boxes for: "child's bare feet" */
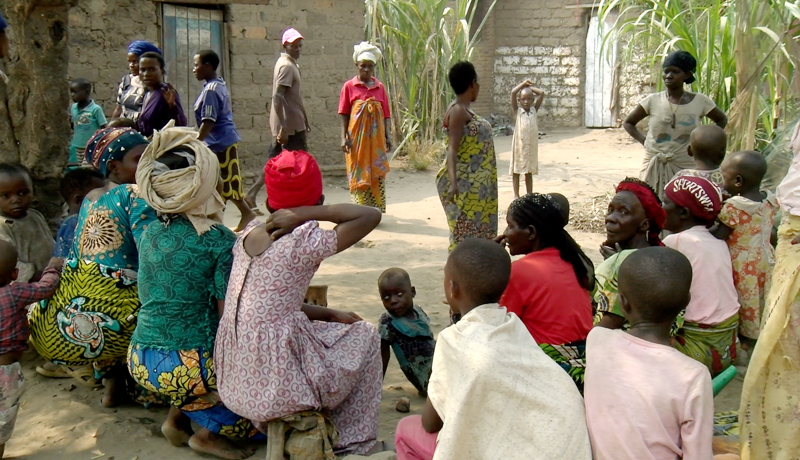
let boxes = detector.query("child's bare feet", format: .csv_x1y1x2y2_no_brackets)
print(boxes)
188,429,254,459
162,407,193,447
235,211,257,233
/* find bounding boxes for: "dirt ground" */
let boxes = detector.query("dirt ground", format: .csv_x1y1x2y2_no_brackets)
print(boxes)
8,128,743,459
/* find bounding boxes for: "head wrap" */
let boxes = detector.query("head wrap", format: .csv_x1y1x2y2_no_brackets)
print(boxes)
135,120,224,235
265,150,323,211
508,193,596,291
85,127,149,177
663,50,697,84
615,178,666,246
281,28,304,45
353,42,382,64
127,40,162,57
664,176,722,224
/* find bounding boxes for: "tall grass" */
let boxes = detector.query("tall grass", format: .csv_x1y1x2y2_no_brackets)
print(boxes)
365,0,497,164
599,0,800,151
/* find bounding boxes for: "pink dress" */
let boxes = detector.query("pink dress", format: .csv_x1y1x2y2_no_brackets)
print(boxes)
215,221,382,455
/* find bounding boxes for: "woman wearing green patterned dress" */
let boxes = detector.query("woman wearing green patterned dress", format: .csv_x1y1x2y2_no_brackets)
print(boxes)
129,123,262,460
437,62,498,251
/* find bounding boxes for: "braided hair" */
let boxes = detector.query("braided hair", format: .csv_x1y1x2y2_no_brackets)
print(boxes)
508,193,595,291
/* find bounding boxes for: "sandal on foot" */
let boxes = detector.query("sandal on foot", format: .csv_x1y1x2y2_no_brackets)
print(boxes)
36,363,70,378
65,365,102,389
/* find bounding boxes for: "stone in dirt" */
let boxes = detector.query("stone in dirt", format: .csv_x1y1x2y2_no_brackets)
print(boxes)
395,397,410,413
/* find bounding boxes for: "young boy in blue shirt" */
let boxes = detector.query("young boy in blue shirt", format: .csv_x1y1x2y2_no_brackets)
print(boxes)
70,78,107,167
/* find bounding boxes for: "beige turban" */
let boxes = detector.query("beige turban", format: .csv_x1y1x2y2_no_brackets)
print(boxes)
353,41,382,64
135,120,225,235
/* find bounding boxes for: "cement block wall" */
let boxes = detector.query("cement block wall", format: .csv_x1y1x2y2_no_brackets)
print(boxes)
490,0,589,127
68,0,364,180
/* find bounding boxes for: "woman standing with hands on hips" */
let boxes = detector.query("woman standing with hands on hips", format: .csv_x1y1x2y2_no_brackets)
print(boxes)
137,51,187,137
339,42,392,212
436,62,498,251
623,50,727,199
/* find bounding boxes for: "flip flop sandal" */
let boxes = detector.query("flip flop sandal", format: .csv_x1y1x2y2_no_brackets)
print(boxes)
36,364,71,379
64,365,102,389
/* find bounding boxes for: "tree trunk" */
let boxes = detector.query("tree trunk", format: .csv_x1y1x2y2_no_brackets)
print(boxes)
0,0,77,229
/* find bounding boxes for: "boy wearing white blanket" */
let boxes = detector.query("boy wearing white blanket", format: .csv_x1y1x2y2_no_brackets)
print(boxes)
394,238,592,460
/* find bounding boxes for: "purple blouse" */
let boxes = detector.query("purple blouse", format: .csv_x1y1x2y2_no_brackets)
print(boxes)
138,83,187,137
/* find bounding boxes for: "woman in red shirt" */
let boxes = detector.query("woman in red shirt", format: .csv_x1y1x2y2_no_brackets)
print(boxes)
497,193,594,389
338,42,392,212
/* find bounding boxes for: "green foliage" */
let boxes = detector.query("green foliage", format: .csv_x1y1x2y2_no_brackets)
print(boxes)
365,0,496,164
599,0,800,151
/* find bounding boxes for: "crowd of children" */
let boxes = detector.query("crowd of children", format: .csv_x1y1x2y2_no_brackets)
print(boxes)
0,46,793,460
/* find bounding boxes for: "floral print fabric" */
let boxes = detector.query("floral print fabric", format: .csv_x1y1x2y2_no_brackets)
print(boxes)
215,220,382,456
128,346,263,439
718,193,778,339
436,114,498,251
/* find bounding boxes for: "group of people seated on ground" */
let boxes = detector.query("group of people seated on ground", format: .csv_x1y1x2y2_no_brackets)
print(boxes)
0,78,784,459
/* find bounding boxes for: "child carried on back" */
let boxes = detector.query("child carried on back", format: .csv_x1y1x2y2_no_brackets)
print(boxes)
672,124,727,189
378,268,435,396
714,151,777,348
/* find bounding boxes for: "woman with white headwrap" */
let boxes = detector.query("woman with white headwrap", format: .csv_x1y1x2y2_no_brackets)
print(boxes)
129,121,264,459
338,41,392,212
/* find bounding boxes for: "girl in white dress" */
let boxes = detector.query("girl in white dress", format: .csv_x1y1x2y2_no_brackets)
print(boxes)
510,80,545,198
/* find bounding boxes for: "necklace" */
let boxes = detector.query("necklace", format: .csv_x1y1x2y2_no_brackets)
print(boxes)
668,92,686,129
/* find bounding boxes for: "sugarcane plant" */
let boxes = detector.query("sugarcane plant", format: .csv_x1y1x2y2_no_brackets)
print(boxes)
598,0,800,152
365,0,497,165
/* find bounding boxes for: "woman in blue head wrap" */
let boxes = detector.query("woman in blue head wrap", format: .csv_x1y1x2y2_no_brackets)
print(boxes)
29,127,165,409
622,50,728,200
112,40,163,122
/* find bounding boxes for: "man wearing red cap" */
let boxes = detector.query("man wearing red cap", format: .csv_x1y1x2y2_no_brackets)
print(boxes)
245,27,309,208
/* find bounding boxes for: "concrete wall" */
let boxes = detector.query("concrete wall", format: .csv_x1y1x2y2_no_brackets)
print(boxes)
68,0,364,181
490,0,589,127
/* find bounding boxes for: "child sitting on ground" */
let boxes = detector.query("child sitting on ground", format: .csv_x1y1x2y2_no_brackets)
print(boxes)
0,240,62,459
510,80,545,198
0,164,55,282
585,246,732,460
714,151,778,350
378,268,435,396
394,238,591,460
53,168,106,257
70,78,107,168
672,124,727,189
662,175,739,376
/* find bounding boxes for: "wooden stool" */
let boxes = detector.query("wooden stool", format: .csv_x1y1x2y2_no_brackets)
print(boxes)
304,285,328,307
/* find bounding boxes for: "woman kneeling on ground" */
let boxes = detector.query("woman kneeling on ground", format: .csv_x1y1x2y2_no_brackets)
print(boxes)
595,178,666,330
215,149,388,456
129,121,263,459
496,193,595,389
29,127,162,407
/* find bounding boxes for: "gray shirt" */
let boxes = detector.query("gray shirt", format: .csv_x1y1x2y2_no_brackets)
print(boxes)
270,53,308,138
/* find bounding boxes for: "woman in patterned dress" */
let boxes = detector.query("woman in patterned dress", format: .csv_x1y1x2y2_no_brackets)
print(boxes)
28,127,160,408
111,40,161,122
436,62,498,251
339,42,392,212
215,149,386,456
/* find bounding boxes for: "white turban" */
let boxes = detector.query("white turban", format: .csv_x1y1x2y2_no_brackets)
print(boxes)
136,120,225,235
353,41,382,64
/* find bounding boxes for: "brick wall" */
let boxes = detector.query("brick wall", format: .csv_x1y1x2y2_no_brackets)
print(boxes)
68,0,364,180
489,0,589,127
470,0,495,116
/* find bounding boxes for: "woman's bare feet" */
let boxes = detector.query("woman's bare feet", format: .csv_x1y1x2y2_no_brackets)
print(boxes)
188,429,255,459
235,211,257,233
162,407,193,447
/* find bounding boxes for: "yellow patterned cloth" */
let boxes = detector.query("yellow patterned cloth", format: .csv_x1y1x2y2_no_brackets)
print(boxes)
28,258,139,366
346,98,389,212
436,114,498,251
216,143,245,201
740,214,800,460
